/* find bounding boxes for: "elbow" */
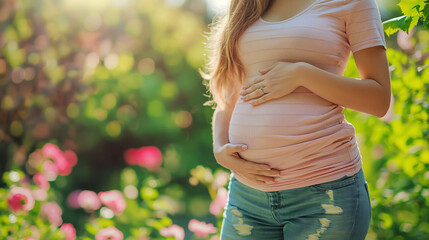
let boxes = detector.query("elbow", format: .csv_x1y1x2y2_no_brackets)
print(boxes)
376,93,392,118
376,107,388,118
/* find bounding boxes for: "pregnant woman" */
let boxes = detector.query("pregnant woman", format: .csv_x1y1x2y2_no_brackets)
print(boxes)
201,0,390,239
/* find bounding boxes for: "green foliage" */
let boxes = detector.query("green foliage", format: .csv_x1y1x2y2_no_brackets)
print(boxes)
0,144,182,239
343,26,429,239
383,0,429,36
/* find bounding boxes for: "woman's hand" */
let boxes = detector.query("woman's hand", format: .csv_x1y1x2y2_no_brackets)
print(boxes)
240,62,308,106
214,143,281,185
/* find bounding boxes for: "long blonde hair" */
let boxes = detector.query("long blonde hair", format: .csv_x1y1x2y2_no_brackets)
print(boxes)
199,0,271,109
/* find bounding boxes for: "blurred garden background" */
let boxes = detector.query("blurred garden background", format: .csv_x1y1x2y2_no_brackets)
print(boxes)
0,0,428,239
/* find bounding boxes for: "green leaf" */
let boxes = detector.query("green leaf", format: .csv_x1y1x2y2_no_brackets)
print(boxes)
398,0,423,17
384,0,429,35
383,15,413,36
422,0,429,27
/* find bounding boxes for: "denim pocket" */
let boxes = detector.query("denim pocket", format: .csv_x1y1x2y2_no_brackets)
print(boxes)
310,172,357,190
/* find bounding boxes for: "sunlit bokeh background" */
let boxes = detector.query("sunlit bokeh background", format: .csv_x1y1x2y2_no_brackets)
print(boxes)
0,0,428,239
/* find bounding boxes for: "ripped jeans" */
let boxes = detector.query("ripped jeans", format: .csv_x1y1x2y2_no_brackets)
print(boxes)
219,168,371,240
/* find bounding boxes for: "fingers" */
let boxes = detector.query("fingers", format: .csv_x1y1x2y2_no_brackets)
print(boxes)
231,155,281,177
224,143,282,179
235,173,265,185
241,86,265,102
249,173,277,184
245,166,280,177
257,62,278,76
239,158,272,171
225,143,248,154
240,81,264,97
234,172,272,185
242,76,265,90
249,92,273,106
238,158,279,173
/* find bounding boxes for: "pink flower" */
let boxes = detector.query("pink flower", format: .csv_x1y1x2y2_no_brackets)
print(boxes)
67,190,82,208
41,143,77,176
77,190,101,212
124,146,162,171
209,187,228,216
33,173,50,190
60,223,77,240
40,202,63,227
95,226,123,240
7,186,35,212
41,160,59,181
42,143,63,160
64,150,78,166
56,155,72,176
188,219,217,238
98,190,126,216
31,188,47,201
160,224,185,240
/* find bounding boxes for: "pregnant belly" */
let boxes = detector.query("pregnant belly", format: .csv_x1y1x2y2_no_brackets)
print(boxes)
228,92,356,171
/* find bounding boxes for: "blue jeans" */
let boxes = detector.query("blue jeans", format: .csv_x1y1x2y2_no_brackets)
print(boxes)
220,168,371,240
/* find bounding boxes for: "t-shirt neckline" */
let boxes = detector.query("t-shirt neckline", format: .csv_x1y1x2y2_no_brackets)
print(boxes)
258,0,320,24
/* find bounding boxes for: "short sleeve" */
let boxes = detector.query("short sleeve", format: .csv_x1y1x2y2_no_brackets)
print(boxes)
345,0,387,53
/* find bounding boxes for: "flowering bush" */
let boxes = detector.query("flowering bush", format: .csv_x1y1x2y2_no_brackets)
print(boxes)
0,142,169,239
0,143,232,240
1,142,76,239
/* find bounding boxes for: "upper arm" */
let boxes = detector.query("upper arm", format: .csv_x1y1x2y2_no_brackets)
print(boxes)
223,89,241,118
344,0,391,113
353,46,390,88
344,0,390,91
344,0,386,54
215,84,242,123
221,79,242,111
353,46,391,113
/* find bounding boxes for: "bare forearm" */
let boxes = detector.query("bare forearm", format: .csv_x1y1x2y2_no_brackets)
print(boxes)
299,63,390,117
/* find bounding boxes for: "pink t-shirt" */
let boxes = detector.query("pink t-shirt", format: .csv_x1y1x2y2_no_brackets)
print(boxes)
228,0,387,191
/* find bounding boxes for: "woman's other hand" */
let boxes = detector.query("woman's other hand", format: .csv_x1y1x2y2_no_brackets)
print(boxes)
213,143,281,184
240,62,308,106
